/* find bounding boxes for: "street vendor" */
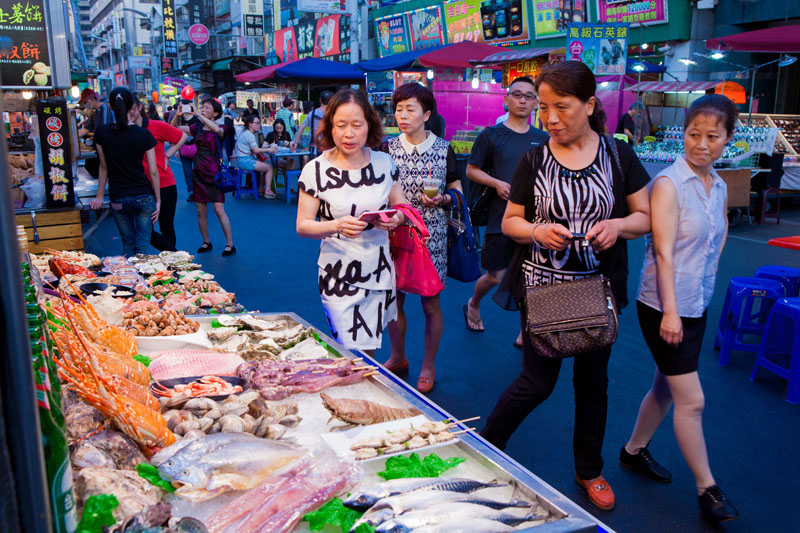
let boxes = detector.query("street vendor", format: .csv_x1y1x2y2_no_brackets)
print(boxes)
77,89,115,179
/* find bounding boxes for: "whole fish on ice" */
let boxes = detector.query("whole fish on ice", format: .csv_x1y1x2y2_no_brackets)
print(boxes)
343,478,505,511
375,502,545,533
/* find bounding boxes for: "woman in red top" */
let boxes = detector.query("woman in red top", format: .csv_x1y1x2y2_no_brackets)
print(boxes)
134,98,188,251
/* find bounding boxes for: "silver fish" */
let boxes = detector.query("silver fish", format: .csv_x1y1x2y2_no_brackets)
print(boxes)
149,435,200,468
350,508,395,531
158,433,245,481
375,502,544,533
371,490,529,515
343,478,505,511
410,518,521,533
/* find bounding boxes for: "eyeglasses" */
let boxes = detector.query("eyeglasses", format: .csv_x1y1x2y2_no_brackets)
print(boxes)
509,91,537,101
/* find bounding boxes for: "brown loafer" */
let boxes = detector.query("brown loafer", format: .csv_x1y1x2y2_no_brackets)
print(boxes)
575,474,615,511
416,372,435,394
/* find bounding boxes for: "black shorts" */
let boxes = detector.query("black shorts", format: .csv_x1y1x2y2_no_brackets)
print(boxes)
481,233,515,272
637,301,708,376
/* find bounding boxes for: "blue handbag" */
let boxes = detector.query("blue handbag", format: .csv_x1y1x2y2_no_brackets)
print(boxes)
214,135,237,193
446,189,482,282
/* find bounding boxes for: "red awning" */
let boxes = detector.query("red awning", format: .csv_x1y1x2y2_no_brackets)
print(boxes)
707,24,800,53
625,80,720,92
469,47,561,67
418,41,503,69
236,60,294,83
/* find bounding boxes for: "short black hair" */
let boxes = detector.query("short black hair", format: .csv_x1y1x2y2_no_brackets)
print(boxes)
509,76,535,90
247,99,254,105
320,90,334,105
227,101,236,107
201,97,223,119
684,94,739,137
392,82,436,114
283,97,293,108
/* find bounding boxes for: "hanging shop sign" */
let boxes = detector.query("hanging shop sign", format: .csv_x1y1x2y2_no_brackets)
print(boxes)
161,0,178,58
161,57,174,75
394,71,427,88
37,100,75,208
367,71,395,93
243,0,264,38
273,13,350,62
567,22,629,75
533,0,586,39
597,0,668,25
444,0,529,47
128,56,151,69
0,0,52,89
502,57,548,87
163,76,189,89
314,14,342,58
274,27,299,62
298,0,348,14
188,0,207,59
407,6,445,51
375,14,410,58
159,83,178,96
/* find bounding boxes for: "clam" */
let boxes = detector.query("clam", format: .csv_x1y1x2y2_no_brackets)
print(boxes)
219,415,245,433
253,415,270,438
184,397,217,416
174,419,200,435
197,417,215,433
238,391,260,405
265,424,286,440
240,414,256,433
278,414,302,428
220,403,248,417
162,392,192,410
183,429,206,440
205,408,222,421
166,411,195,432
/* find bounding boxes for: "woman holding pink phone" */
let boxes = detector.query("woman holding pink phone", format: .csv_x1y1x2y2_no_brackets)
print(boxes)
382,83,462,393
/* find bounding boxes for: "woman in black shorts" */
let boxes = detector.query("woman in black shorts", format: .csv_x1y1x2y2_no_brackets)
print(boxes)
620,95,739,522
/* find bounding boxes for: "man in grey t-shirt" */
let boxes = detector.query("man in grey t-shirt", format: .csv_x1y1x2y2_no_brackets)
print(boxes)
464,77,548,346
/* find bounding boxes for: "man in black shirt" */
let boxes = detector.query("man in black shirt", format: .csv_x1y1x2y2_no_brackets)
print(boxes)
616,102,643,143
464,77,549,346
244,99,259,120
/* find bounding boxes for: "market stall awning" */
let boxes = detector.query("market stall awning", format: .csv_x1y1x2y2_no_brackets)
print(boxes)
356,47,443,72
625,80,720,92
469,47,560,67
707,24,800,53
235,60,293,83
273,57,364,80
212,58,235,71
418,41,503,69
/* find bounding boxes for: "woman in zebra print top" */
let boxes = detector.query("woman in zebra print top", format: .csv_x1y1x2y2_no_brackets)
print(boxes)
480,61,651,512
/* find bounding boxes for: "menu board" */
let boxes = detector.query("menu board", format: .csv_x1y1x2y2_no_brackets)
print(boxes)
37,100,76,208
375,14,410,58
407,6,444,50
502,57,548,87
597,0,668,25
532,0,586,39
0,0,52,89
567,23,628,75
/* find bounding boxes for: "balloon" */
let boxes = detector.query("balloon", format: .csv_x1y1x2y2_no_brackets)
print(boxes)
181,86,195,100
152,91,159,103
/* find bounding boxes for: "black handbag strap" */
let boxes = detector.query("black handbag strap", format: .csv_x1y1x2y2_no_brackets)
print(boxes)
447,189,477,247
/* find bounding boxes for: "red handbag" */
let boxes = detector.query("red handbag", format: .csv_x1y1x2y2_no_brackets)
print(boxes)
389,204,444,297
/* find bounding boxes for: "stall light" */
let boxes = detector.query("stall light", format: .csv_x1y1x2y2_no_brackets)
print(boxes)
490,77,496,84
641,43,649,50
632,61,646,72
70,86,80,98
245,82,251,86
426,69,433,80
600,81,609,88
471,75,479,89
779,55,797,67
21,90,33,99
679,58,697,66
710,50,726,60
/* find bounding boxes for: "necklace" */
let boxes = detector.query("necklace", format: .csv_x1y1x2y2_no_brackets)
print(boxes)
559,166,593,181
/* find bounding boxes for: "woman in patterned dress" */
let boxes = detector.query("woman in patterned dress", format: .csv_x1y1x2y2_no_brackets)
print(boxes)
382,83,462,393
296,89,408,354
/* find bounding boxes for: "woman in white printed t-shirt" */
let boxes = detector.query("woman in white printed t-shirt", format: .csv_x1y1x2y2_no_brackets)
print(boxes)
296,89,408,354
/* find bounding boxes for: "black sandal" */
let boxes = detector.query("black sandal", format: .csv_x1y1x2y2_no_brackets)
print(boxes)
197,242,212,253
222,245,236,257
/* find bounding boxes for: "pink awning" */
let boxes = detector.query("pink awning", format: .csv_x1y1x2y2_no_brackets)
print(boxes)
707,24,800,53
625,80,720,92
418,41,503,69
469,47,561,67
236,60,294,83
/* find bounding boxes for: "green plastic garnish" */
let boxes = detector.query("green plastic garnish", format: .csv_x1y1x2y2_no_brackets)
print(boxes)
211,318,224,328
310,330,341,357
302,498,369,533
209,309,219,315
77,494,119,533
377,452,466,481
144,294,152,300
132,355,151,367
136,463,176,493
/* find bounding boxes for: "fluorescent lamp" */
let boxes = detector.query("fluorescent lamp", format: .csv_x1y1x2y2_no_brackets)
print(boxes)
471,76,479,89
710,50,725,60
426,69,433,80
71,86,80,98
679,58,697,66
632,61,646,72
21,91,33,99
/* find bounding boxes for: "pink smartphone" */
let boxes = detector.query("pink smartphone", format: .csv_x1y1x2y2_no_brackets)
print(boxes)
358,209,397,223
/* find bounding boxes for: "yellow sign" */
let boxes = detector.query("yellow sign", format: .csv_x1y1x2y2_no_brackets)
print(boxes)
133,46,143,56
159,84,177,95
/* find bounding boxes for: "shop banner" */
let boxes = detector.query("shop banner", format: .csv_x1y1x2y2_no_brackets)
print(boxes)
407,6,444,51
314,14,341,58
444,0,529,47
0,0,51,89
375,14,410,58
37,100,75,208
502,57,548,87
243,0,264,37
532,0,586,39
163,75,189,89
161,56,174,75
367,71,395,93
567,22,628,75
597,0,667,25
274,27,298,62
298,0,347,14
162,0,178,58
188,0,207,60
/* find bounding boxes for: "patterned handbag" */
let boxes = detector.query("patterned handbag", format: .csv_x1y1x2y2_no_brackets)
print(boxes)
389,204,444,297
525,275,618,358
446,189,481,282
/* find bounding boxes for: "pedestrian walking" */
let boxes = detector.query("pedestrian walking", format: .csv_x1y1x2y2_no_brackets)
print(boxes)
480,61,651,511
175,98,236,256
621,94,739,523
296,88,408,353
90,87,161,257
464,76,548,348
133,97,188,252
382,83,462,393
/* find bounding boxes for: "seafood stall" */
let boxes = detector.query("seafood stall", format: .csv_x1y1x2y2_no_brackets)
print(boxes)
13,245,610,533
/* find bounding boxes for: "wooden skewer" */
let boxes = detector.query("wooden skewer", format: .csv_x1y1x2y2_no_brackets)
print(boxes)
450,427,476,436
352,366,373,371
451,416,480,425
351,357,364,363
363,371,379,378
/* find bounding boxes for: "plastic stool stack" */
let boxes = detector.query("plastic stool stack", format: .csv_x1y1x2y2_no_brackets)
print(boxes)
754,265,800,297
235,169,259,200
750,297,800,404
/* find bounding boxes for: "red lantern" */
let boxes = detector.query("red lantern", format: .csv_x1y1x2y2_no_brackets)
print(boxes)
181,86,195,101
152,91,159,104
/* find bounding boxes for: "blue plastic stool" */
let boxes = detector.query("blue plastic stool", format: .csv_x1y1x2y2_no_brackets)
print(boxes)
755,265,800,297
235,169,259,200
714,277,784,366
283,170,301,204
750,297,800,404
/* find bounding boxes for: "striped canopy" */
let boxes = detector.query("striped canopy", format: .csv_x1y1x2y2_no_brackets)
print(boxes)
625,80,721,92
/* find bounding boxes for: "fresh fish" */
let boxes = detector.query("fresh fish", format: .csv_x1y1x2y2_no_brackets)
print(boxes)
169,434,305,501
410,518,521,533
375,502,544,533
149,434,201,467
350,508,396,531
157,432,246,481
371,490,529,514
149,350,244,381
343,478,506,511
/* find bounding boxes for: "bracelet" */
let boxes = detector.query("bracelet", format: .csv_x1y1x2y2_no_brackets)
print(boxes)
530,223,543,247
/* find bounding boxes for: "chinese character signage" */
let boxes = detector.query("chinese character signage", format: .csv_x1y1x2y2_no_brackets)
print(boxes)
162,0,178,58
502,58,548,87
314,14,341,58
273,13,350,62
274,27,298,62
0,0,51,89
407,6,444,50
243,0,264,38
444,0,529,47
188,0,206,60
298,0,347,14
533,0,586,39
567,23,629,75
597,0,667,25
375,14,409,58
36,100,75,208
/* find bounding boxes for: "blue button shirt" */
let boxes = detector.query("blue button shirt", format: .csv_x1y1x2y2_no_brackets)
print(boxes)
637,156,727,318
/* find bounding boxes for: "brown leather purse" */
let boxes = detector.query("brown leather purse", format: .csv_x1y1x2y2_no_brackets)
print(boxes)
525,275,618,358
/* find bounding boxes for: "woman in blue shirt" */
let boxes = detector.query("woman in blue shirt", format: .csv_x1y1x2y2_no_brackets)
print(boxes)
620,95,738,523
